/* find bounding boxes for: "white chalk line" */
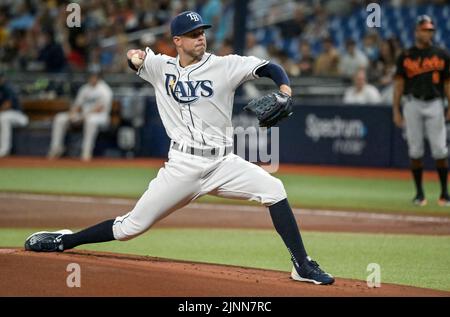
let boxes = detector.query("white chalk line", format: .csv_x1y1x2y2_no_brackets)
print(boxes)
0,192,449,224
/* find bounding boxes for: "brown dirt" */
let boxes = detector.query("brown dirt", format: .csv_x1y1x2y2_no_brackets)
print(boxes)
0,248,448,297
1,193,449,235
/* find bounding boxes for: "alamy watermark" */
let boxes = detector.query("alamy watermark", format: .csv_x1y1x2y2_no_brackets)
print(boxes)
66,262,81,288
66,3,81,28
366,3,381,28
366,263,381,288
170,125,280,173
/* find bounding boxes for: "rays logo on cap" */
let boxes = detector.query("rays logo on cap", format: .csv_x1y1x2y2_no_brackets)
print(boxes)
170,11,211,37
187,12,200,22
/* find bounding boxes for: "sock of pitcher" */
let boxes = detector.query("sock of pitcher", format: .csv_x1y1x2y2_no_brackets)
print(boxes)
268,198,307,269
437,167,448,198
62,219,115,250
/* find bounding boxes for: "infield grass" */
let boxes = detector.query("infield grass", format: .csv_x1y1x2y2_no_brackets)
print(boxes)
0,167,449,214
1,228,449,292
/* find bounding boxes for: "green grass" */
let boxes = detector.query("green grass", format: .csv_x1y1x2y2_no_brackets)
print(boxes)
1,228,449,292
0,167,156,197
277,173,444,213
0,167,448,214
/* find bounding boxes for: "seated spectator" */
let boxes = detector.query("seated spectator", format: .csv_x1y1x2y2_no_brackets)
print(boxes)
7,2,35,31
375,37,399,84
362,32,380,68
67,30,88,71
154,31,177,57
314,36,340,76
216,38,234,56
47,70,113,161
0,71,29,157
343,69,382,104
0,11,9,47
297,41,315,76
338,39,369,78
275,5,306,40
245,33,269,60
37,30,67,73
302,5,330,43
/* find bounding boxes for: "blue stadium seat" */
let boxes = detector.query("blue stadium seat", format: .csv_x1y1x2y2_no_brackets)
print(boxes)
310,39,322,56
442,5,450,18
260,27,276,46
329,16,342,32
408,6,418,19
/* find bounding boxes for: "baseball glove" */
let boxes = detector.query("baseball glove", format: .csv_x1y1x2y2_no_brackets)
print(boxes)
244,91,293,127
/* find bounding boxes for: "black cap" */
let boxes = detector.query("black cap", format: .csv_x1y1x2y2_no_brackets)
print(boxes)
416,15,435,30
170,11,211,37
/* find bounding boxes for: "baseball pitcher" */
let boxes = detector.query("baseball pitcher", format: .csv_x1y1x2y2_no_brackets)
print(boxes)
25,11,334,285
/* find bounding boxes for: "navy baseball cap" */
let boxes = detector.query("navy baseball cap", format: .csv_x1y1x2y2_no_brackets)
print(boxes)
170,11,211,37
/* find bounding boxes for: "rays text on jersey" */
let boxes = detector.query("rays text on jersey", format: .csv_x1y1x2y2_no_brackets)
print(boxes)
165,74,213,104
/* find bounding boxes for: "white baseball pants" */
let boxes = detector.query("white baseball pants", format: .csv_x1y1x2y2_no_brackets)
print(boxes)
0,110,29,156
403,97,448,159
112,149,287,240
49,112,109,159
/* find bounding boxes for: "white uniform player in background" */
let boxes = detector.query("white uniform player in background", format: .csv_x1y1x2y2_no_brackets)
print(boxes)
0,71,29,157
48,70,113,161
25,11,334,285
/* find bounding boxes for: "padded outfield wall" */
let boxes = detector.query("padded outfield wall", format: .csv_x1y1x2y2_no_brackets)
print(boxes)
139,98,445,169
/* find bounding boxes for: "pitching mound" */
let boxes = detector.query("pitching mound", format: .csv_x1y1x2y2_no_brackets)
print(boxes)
0,248,448,297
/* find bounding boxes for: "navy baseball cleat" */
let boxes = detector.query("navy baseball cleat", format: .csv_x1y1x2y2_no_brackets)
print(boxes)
291,257,335,285
24,229,72,252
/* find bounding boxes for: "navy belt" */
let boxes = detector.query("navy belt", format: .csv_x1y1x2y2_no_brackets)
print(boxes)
171,141,232,158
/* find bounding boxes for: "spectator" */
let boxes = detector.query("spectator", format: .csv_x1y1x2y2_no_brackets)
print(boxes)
267,46,299,77
47,70,113,161
338,39,369,78
362,32,380,67
0,71,29,157
378,38,399,68
314,36,340,76
67,30,88,71
37,30,66,72
302,5,330,42
374,37,401,102
199,0,222,42
297,41,315,76
7,2,35,31
245,33,269,60
0,11,9,47
154,30,177,58
376,37,401,81
214,0,234,45
343,69,382,104
276,5,306,40
216,38,233,56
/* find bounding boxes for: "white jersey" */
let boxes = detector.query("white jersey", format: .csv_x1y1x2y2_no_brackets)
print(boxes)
137,47,268,149
343,84,382,104
73,80,113,116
